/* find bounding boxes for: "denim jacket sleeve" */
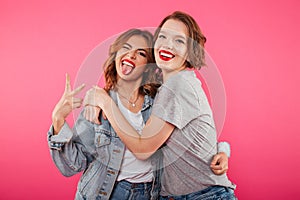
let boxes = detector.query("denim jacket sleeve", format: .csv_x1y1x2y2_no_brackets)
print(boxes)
48,110,96,177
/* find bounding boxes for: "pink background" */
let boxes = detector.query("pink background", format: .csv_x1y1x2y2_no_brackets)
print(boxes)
1,0,299,199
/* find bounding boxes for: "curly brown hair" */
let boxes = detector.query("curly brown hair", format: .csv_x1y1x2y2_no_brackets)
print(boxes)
153,11,207,69
103,29,161,98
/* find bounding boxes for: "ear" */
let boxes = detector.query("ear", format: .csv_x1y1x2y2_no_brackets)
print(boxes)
186,54,191,63
185,53,192,67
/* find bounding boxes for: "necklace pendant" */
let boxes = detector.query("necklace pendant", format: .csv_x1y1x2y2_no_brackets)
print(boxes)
132,103,136,107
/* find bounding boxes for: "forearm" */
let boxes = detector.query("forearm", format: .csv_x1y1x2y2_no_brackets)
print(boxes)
48,123,88,176
48,109,97,175
102,98,172,159
102,98,143,151
50,145,86,177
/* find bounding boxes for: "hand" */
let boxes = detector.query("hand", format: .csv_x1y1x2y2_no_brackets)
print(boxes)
52,73,85,134
83,86,110,109
210,152,229,175
83,105,102,124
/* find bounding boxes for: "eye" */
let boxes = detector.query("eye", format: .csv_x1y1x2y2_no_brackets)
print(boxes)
175,39,185,44
138,51,147,57
158,34,166,39
122,45,130,50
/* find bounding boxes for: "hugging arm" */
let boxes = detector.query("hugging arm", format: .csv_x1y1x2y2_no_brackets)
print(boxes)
104,98,174,159
83,87,174,160
84,86,232,175
97,97,230,174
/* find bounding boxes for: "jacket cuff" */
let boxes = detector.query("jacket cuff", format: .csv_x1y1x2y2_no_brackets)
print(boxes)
217,141,231,158
48,122,72,150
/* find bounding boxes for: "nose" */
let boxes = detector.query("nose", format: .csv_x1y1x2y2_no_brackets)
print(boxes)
127,50,136,59
162,38,173,50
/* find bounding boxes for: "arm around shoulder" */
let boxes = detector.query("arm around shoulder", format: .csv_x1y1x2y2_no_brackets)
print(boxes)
102,98,174,160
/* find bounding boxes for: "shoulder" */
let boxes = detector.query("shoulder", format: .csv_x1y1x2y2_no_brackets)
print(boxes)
165,70,200,88
161,70,201,99
108,89,117,102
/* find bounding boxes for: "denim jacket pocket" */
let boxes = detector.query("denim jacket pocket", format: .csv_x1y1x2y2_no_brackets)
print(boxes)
94,129,111,167
95,130,111,147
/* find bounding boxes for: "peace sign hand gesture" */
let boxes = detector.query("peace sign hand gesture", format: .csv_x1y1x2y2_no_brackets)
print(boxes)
52,73,85,134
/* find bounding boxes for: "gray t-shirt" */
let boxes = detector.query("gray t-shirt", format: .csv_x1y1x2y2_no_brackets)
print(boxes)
152,70,235,196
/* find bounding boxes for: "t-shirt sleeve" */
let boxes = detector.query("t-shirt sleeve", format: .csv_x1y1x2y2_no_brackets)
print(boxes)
152,78,201,129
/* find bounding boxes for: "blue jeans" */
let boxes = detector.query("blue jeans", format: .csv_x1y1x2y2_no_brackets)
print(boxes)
110,180,152,200
159,186,236,200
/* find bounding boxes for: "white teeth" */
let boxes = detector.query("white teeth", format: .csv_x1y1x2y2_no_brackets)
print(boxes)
160,52,173,58
122,60,134,67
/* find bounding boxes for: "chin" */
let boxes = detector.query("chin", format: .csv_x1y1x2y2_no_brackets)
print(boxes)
156,61,167,69
157,63,172,71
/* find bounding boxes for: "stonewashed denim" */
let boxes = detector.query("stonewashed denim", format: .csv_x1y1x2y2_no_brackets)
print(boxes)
48,91,162,200
110,180,152,200
159,186,236,200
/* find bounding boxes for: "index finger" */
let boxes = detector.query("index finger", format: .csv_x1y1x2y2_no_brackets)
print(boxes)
70,83,86,96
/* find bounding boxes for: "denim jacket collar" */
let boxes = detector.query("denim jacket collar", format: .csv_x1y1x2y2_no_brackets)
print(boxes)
109,90,153,110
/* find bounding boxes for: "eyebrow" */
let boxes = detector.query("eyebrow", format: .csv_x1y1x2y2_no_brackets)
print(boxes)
159,30,187,40
124,43,132,48
124,43,147,52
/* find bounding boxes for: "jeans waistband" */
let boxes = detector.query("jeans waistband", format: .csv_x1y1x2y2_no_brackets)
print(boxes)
116,180,153,190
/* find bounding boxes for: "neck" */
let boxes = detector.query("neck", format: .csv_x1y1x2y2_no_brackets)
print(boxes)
116,79,141,101
116,79,144,111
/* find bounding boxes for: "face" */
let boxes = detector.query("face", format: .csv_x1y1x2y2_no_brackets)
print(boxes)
154,19,189,72
115,35,149,82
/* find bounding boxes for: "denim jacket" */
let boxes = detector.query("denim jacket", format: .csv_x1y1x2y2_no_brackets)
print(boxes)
48,90,162,200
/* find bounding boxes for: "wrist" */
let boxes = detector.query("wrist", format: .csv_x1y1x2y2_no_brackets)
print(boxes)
218,152,226,156
52,115,65,135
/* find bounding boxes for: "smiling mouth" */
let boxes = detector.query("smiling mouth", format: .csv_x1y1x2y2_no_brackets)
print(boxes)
159,50,175,61
121,59,136,75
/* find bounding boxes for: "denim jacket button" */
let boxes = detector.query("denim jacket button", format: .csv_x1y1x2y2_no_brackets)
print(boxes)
99,191,107,195
107,170,116,175
113,149,121,153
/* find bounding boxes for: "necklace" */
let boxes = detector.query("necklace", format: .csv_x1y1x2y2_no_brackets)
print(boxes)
118,92,139,107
